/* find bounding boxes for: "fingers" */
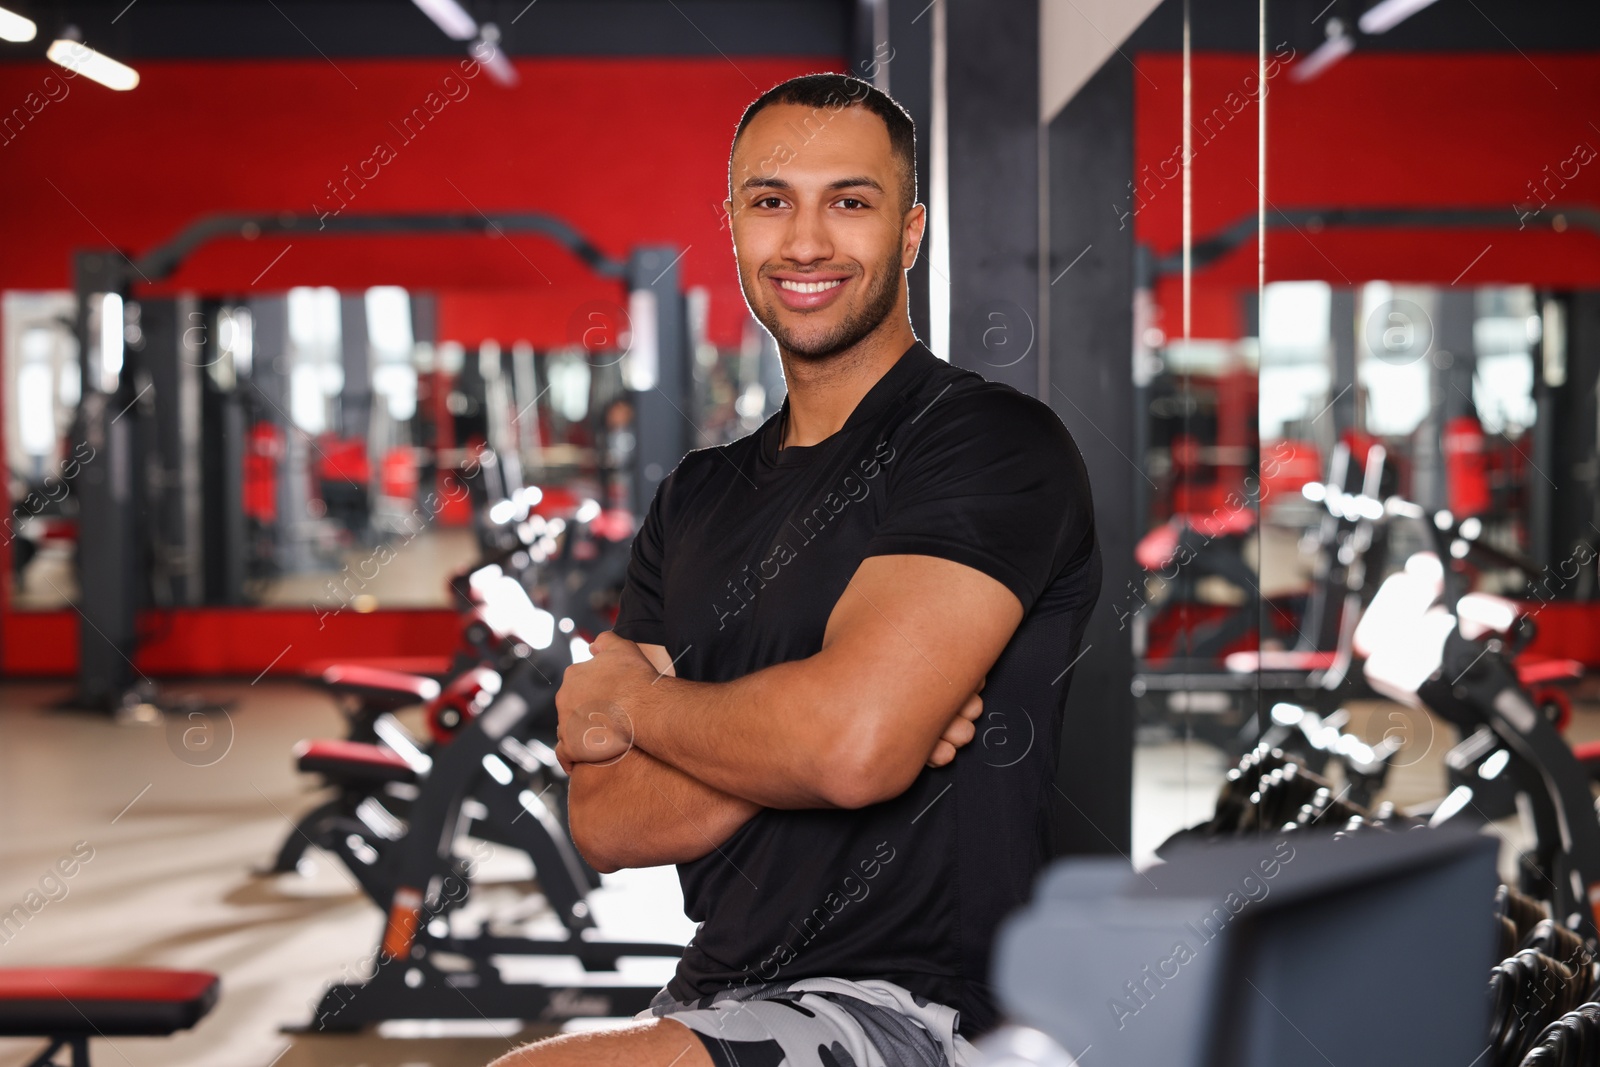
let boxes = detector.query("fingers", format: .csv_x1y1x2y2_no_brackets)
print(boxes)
930,690,985,766
941,715,976,749
959,691,983,720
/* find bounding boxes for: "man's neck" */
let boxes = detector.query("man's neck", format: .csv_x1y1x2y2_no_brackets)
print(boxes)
778,322,918,449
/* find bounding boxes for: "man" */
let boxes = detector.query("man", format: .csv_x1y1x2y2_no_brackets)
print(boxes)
493,73,1099,1067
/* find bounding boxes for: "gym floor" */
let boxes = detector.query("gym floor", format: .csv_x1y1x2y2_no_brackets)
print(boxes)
2,680,1589,1067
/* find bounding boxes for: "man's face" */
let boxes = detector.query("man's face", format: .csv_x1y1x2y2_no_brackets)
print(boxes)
727,102,923,362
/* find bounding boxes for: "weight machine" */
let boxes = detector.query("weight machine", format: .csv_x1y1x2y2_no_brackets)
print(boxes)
67,211,692,711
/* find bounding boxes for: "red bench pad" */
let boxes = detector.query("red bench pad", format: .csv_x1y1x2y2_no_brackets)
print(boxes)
316,665,441,711
294,739,418,784
1225,650,1338,674
1515,656,1584,686
0,968,218,1036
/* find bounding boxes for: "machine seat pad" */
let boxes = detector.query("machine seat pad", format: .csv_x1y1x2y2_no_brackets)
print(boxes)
1224,649,1337,674
1515,656,1584,686
294,739,418,784
315,665,441,711
0,968,218,1037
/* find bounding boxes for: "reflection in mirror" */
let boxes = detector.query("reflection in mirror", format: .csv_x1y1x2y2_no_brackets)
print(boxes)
1249,2,1600,906
1,283,781,613
1123,1,1269,863
2,291,80,608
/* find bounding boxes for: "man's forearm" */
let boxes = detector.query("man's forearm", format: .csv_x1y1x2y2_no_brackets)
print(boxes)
627,655,902,809
566,747,761,873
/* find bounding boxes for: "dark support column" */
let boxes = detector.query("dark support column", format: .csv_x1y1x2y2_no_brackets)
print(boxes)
249,296,305,575
1549,292,1600,569
339,294,372,442
73,253,141,708
944,0,1040,392
1045,57,1135,857
1329,287,1358,440
201,301,247,605
627,247,691,515
886,0,932,342
1437,289,1479,423
141,297,205,606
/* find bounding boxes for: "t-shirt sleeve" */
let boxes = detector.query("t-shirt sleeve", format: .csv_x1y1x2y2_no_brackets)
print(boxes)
612,474,671,646
864,391,1094,614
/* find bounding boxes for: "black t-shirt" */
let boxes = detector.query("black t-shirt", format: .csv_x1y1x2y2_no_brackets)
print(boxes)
613,341,1101,1037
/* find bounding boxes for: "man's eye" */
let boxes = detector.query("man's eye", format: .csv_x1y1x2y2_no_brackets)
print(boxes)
837,198,867,210
755,197,785,209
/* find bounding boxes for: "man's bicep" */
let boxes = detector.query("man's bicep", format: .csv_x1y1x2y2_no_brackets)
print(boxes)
820,554,1023,742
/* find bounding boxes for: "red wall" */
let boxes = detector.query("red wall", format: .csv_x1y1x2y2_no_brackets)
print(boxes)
1133,53,1600,338
0,55,838,347
0,54,835,677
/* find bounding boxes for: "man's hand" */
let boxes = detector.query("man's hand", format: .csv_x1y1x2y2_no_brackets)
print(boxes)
554,631,657,767
926,686,984,768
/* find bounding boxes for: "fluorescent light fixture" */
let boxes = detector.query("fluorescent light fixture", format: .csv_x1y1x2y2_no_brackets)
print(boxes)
412,0,477,40
1291,27,1355,83
472,23,518,87
47,38,139,91
0,6,37,42
1358,0,1440,34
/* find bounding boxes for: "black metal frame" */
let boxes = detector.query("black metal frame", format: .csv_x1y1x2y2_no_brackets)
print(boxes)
303,658,682,1031
66,211,687,711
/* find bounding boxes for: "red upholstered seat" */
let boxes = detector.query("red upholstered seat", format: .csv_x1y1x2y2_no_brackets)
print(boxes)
1515,656,1584,686
0,968,218,1036
1225,649,1338,674
1136,510,1258,572
303,656,453,678
316,664,442,713
1136,524,1181,572
294,739,418,784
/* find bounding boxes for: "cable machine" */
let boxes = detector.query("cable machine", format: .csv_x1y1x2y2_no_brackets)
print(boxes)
69,212,691,712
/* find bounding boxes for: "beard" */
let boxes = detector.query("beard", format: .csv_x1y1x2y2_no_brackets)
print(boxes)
744,245,903,363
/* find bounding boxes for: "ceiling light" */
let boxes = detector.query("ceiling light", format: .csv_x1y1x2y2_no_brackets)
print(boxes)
1291,19,1355,82
412,0,477,40
0,6,37,42
473,23,518,87
47,38,139,90
1358,0,1441,34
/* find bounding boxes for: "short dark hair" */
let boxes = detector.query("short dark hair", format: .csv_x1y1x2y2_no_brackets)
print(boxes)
730,73,918,215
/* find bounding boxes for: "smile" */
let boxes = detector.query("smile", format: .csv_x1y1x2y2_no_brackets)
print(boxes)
776,279,845,293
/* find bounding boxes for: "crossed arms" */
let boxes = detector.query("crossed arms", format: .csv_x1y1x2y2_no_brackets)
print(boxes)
554,553,1024,874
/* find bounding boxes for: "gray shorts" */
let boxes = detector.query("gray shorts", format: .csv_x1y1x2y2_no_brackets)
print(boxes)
640,977,978,1067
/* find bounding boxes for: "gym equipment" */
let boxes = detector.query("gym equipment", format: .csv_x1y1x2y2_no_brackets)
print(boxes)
982,827,1499,1067
0,968,218,1067
301,653,683,1031
267,468,632,878
273,481,675,1028
269,573,573,890
1133,442,1393,751
66,210,690,714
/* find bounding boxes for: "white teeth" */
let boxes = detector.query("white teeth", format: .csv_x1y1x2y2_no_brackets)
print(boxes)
777,279,844,294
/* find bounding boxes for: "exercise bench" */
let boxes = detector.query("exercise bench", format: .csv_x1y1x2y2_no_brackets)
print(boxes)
0,967,218,1066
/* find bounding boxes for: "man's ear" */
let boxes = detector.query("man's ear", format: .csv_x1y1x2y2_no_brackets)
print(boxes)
901,203,927,270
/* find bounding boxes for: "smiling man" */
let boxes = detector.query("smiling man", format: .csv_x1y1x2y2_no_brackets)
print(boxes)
491,74,1100,1067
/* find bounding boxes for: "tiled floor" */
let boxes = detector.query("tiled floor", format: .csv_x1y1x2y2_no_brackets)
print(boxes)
0,682,690,1067
0,679,1582,1066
